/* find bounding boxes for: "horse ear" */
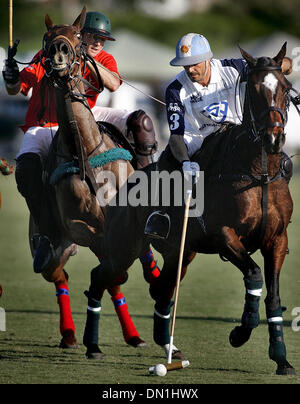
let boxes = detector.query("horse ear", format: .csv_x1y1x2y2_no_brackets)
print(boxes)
281,56,293,75
273,42,287,66
73,6,86,31
45,14,54,31
238,45,257,68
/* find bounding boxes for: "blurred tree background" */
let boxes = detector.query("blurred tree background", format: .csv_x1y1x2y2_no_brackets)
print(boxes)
0,0,299,52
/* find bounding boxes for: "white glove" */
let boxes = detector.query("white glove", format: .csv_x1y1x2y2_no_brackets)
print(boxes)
182,161,200,184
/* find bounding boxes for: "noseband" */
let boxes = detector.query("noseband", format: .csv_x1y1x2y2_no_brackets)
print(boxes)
42,32,84,84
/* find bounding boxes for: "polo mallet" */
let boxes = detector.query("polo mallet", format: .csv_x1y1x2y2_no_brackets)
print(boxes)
8,0,19,61
148,189,192,376
167,188,192,366
9,0,13,47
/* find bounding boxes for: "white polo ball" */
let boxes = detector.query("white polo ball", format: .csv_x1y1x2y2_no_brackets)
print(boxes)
154,364,167,376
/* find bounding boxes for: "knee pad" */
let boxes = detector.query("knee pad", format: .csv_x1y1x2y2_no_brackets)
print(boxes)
15,153,43,198
126,110,158,156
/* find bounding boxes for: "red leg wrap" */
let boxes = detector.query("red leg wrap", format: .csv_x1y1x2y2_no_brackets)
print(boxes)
55,284,75,335
111,292,139,342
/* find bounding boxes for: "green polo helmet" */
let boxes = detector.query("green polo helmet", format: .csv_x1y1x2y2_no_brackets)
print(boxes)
81,12,115,41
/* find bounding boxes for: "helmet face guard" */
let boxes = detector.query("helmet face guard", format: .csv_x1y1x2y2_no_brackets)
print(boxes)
81,12,115,41
170,33,213,66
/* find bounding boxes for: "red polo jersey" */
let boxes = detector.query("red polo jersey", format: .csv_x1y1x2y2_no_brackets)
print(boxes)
19,49,121,133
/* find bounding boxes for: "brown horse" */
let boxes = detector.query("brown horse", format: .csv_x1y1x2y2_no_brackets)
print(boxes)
83,43,297,374
29,7,160,352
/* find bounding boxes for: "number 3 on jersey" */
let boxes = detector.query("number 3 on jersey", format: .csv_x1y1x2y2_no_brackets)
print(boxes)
169,113,180,130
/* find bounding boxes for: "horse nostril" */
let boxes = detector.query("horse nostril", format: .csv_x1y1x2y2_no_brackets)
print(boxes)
60,44,69,55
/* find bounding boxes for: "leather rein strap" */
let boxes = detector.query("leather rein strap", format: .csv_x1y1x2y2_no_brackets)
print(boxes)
64,94,99,197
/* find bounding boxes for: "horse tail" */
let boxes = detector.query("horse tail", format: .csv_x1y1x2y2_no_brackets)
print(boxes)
0,158,14,176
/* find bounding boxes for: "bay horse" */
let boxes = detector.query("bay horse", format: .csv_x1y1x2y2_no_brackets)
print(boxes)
83,43,297,375
29,7,160,353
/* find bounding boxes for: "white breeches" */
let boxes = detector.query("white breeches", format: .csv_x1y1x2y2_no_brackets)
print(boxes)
17,107,132,160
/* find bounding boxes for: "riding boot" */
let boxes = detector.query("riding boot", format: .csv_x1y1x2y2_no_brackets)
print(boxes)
126,109,158,168
15,152,55,273
280,151,293,183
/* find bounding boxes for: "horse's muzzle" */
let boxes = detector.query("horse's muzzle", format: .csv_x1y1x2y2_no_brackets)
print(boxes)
48,40,73,73
263,131,286,154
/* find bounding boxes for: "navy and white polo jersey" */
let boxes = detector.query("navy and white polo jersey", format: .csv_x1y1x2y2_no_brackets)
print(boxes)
165,58,248,157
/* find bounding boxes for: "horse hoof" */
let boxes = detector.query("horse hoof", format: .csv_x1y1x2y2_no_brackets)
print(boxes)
276,361,296,376
85,344,103,360
172,350,186,360
229,326,252,348
127,336,147,348
59,330,78,349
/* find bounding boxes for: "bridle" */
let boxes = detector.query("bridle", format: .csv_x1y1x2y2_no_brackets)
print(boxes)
41,27,104,100
245,63,290,142
41,26,105,193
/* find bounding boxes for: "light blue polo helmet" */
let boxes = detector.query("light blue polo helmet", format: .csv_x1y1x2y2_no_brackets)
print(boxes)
170,33,213,66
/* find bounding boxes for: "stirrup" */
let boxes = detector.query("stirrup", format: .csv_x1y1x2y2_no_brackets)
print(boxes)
144,211,170,239
33,235,55,273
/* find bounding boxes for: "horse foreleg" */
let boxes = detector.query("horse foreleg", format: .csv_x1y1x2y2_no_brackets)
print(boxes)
108,285,146,348
262,234,296,375
150,251,196,360
83,258,130,359
41,246,78,349
55,274,77,349
220,227,263,348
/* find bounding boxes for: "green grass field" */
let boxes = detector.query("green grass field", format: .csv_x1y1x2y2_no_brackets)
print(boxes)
0,172,299,385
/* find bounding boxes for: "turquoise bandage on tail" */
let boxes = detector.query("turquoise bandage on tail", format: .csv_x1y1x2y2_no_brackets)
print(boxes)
50,148,132,186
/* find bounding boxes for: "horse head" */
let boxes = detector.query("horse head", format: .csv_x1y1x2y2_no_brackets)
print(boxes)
239,43,293,154
42,7,86,81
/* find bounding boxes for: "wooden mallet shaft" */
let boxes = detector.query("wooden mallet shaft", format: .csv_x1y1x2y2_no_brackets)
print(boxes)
167,189,192,364
9,0,13,47
165,360,190,372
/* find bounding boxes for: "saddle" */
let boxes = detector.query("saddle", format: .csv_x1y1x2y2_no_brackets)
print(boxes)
191,125,237,180
44,122,138,193
96,121,139,170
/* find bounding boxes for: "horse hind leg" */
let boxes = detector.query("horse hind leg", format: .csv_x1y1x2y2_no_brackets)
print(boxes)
108,284,147,348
